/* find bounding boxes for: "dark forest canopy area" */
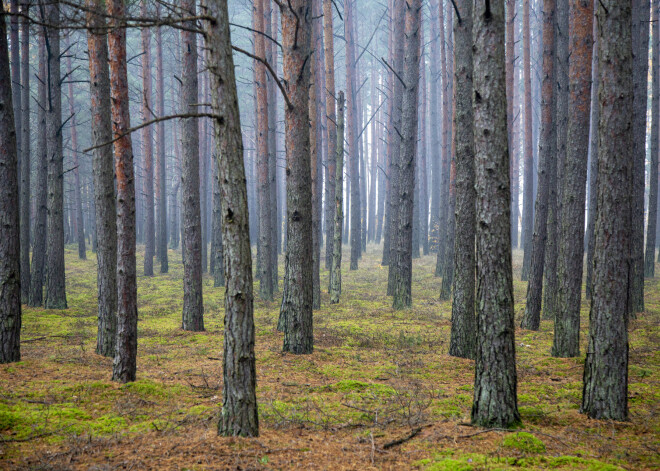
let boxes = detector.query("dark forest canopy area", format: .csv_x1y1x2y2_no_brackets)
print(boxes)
0,0,657,469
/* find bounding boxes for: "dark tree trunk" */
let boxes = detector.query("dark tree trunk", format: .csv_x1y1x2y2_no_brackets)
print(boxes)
330,92,345,304
581,0,632,421
554,0,593,358
155,4,168,273
44,1,67,310
279,0,313,354
448,0,475,360
0,1,21,363
585,18,599,298
108,0,138,383
645,3,659,278
10,0,21,207
29,30,47,308
522,0,556,331
507,0,518,247
87,0,118,358
376,86,386,245
211,166,224,287
418,39,429,256
520,0,534,280
19,0,30,302
266,0,279,291
204,0,258,436
471,0,520,429
181,0,204,332
323,0,336,271
141,0,154,277
440,153,456,300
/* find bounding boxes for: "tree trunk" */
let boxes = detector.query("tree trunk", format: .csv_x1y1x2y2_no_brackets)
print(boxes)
645,3,659,278
418,39,429,256
323,0,336,271
108,0,137,383
204,0,258,436
471,0,520,429
507,0,518,247
181,0,204,332
368,58,378,244
266,0,279,291
19,0,30,302
520,0,534,280
448,0,476,359
279,0,314,354
87,0,118,358
554,0,593,358
581,0,632,421
155,4,168,273
44,1,67,310
10,0,21,210
522,0,556,331
211,165,224,287
429,0,441,252
0,1,21,363
141,0,154,277
330,92,345,304
585,18,599,298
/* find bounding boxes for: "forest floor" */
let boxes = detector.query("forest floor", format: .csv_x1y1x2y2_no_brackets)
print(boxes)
0,245,658,470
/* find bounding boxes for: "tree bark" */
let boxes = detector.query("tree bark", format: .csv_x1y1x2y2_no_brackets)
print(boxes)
108,0,138,383
19,0,30,301
330,92,345,304
323,0,336,271
44,1,67,310
520,0,534,280
0,1,21,363
266,0,279,291
204,0,259,436
418,38,429,256
448,0,475,359
585,18,599,298
155,4,168,273
507,0,518,247
180,0,204,332
645,3,659,279
141,0,155,277
581,0,632,421
471,0,520,429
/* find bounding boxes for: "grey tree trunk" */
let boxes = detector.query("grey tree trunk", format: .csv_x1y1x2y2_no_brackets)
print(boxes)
87,0,118,358
0,1,21,363
330,93,345,304
581,0,632,421
585,19,599,299
428,0,441,252
471,0,520,429
645,4,659,279
180,0,204,332
204,0,259,436
266,0,279,291
323,0,337,271
44,1,67,310
522,0,556,331
520,0,534,280
155,5,168,273
449,0,476,359
211,167,224,287
141,0,155,277
19,0,30,302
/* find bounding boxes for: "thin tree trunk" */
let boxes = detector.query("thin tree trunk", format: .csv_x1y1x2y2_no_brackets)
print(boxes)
585,18,599,298
418,36,429,256
155,4,168,273
368,57,378,244
429,0,441,252
266,0,279,291
581,0,632,421
141,0,154,276
330,92,345,304
19,0,30,301
507,0,518,247
323,0,336,271
471,0,520,429
645,3,659,279
520,0,534,280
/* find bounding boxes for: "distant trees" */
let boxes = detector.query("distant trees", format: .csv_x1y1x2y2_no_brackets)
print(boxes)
141,0,155,277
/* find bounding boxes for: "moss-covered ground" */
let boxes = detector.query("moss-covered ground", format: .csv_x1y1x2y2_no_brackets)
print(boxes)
0,245,657,470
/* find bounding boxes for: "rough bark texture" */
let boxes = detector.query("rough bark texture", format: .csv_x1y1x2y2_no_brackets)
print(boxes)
108,0,138,383
87,0,118,358
429,0,442,252
141,0,155,277
29,31,47,308
323,0,337,270
645,4,659,279
0,2,21,363
204,0,259,436
581,0,631,421
471,0,520,429
506,0,517,247
330,93,345,305
520,0,534,280
449,0,475,360
391,0,421,310
266,0,279,291
10,0,21,206
19,0,30,301
181,0,204,332
522,0,556,331
629,0,649,314
418,47,429,256
155,5,168,274
280,0,313,354
44,1,67,310
585,19,599,298
211,165,224,287
346,0,360,271
553,0,593,358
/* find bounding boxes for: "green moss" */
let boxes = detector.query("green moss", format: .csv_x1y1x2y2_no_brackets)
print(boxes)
122,379,185,398
0,409,21,430
518,393,540,404
501,432,546,454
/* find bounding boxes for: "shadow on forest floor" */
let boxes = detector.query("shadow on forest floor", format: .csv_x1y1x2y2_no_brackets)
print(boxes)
0,245,658,470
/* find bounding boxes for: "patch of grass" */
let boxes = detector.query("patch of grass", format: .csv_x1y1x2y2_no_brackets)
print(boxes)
500,432,546,454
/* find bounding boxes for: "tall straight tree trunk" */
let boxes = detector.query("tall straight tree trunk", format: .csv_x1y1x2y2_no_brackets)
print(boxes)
65,50,87,261
507,0,518,247
254,0,273,300
440,146,456,299
471,0,520,429
428,0,442,252
19,0,30,301
155,4,168,273
645,4,659,279
629,0,650,314
199,71,209,274
204,0,258,436
392,0,421,310
376,84,386,245
10,0,21,199
368,56,378,244
87,0,118,357
0,1,21,363
418,39,429,256
585,18,599,298
44,1,67,310
279,0,313,354
554,0,593,358
449,0,475,359
141,0,154,277
330,92,345,304
345,0,360,271
310,60,321,310
520,0,534,280
522,0,556,331
29,30,47,308
211,165,224,287
581,0,632,421
323,0,336,271
266,0,279,290
108,0,137,383
180,0,204,332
